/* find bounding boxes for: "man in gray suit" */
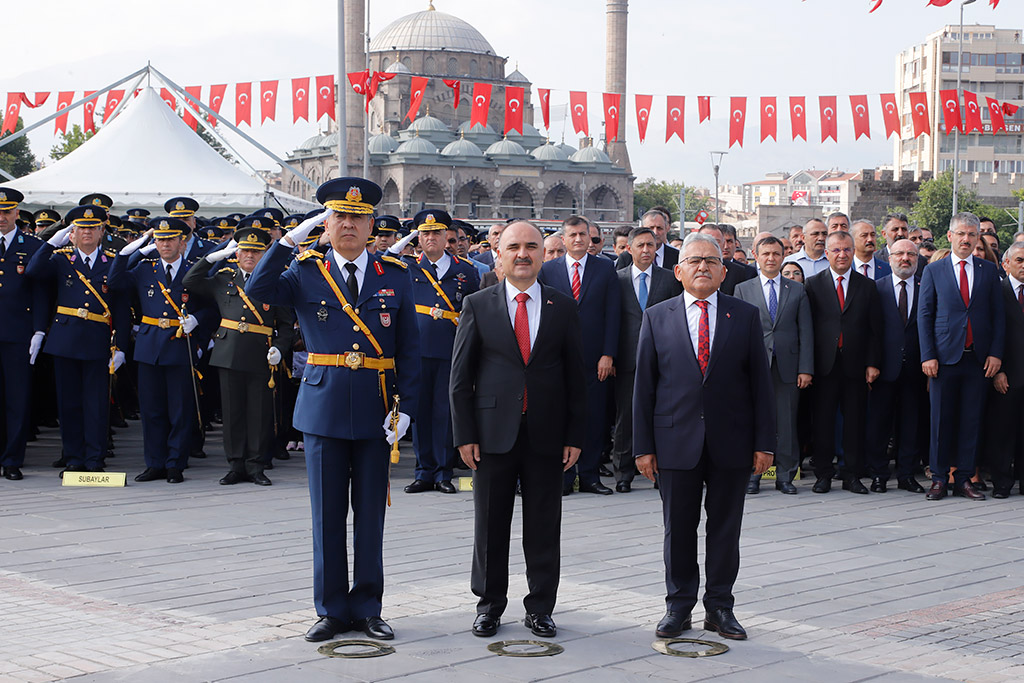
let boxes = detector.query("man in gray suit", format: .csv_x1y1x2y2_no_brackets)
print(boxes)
735,235,814,494
612,227,682,492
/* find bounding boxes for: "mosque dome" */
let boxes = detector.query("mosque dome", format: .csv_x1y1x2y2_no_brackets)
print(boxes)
298,133,327,150
457,120,500,145
369,6,496,56
408,114,451,134
570,145,611,164
485,137,527,156
368,132,398,155
530,142,569,162
441,136,483,157
506,69,530,83
555,141,577,156
395,136,439,155
384,61,412,74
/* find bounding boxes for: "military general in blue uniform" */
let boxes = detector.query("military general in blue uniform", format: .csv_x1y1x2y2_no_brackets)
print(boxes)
248,177,420,643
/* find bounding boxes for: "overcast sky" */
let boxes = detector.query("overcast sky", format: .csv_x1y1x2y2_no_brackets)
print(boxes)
2,0,1020,191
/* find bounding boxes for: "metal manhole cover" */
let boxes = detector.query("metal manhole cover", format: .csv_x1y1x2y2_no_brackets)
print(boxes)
487,639,564,657
652,638,729,658
318,639,396,658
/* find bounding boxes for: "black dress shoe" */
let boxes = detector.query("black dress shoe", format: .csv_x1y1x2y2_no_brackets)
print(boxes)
404,479,432,494
954,481,985,500
578,481,614,495
562,483,574,496
843,478,869,494
251,472,272,486
85,466,105,473
51,457,68,468
993,488,1011,499
926,481,947,500
599,464,614,477
775,480,798,495
304,616,348,642
220,471,246,485
616,481,631,493
435,480,457,494
870,477,888,493
472,613,500,637
972,480,988,491
166,468,184,484
704,608,747,640
3,467,23,481
655,611,691,638
354,616,394,640
812,477,831,493
524,613,556,638
134,467,166,482
897,477,925,493
746,479,760,494
59,466,84,479
191,450,206,459
264,460,274,470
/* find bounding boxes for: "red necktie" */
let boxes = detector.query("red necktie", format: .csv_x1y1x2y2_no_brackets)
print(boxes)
514,292,531,410
862,264,869,278
960,260,973,348
696,300,710,375
1018,284,1023,313
836,275,845,349
571,261,581,301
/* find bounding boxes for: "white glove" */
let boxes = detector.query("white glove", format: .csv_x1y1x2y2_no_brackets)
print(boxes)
120,233,150,255
29,331,45,365
383,411,411,445
387,229,419,255
207,340,215,351
205,239,238,263
111,350,126,371
47,225,72,247
196,347,203,359
267,346,282,365
179,314,199,334
285,209,332,247
140,243,158,256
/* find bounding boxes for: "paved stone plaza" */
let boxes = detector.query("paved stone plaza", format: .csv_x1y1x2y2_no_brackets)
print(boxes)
1,421,1023,682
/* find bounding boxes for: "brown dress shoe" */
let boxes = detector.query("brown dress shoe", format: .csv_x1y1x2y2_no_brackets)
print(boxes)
925,481,947,500
954,481,985,501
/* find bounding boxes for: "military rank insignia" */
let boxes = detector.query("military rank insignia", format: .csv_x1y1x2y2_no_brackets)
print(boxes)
317,307,329,322
379,312,391,327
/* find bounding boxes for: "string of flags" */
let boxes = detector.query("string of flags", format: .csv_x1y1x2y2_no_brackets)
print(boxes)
866,0,1000,12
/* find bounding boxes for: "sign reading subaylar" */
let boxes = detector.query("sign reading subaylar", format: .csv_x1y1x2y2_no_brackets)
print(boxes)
61,472,128,487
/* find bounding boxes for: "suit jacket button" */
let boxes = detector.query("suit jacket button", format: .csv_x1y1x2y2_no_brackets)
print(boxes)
352,343,360,350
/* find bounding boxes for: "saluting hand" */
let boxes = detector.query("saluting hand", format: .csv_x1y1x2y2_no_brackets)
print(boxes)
47,225,72,248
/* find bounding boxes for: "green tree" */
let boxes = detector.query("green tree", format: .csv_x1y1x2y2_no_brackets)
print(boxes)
0,118,38,178
910,169,1001,247
633,178,709,223
50,124,95,160
196,114,234,164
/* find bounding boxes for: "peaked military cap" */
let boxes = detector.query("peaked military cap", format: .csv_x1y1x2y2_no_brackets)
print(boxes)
151,217,189,239
79,193,113,211
413,209,452,232
66,204,108,228
234,227,271,251
316,177,381,215
33,209,60,226
164,196,199,218
0,187,25,210
375,215,401,233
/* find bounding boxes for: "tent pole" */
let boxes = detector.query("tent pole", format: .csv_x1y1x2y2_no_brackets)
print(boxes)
102,72,148,124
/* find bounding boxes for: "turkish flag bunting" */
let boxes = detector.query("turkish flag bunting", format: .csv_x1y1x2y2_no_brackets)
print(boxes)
790,96,807,140
347,70,369,95
987,97,1006,133
369,72,395,112
316,76,336,121
235,82,251,126
635,94,653,143
20,92,49,108
760,96,777,142
939,89,963,134
1003,102,1019,117
665,95,684,142
537,88,550,129
963,90,983,133
850,94,871,140
569,91,589,136
819,95,838,142
407,76,428,122
292,77,309,122
183,85,202,131
990,0,999,7
927,0,954,5
505,86,525,135
869,0,883,12
698,96,711,123
444,79,461,110
880,93,900,138
54,91,73,134
470,82,492,128
602,93,621,142
729,97,746,148
1,93,20,135
103,90,124,123
83,91,98,133
208,84,227,127
909,92,931,137
260,81,278,123
160,88,176,110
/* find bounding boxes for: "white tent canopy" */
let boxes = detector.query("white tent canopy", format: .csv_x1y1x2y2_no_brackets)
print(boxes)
10,87,316,215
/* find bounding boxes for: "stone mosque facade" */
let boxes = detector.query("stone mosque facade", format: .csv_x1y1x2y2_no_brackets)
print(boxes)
280,3,634,223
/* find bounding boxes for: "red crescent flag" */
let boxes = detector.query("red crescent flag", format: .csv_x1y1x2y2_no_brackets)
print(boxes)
1004,102,1020,117
927,0,954,5
407,76,428,122
20,92,49,108
695,209,709,225
698,96,711,123
790,96,807,140
103,90,124,123
665,95,685,143
569,91,589,136
537,88,550,129
54,91,73,134
160,88,176,110
602,93,621,142
505,86,525,135
235,82,251,126
880,93,900,138
260,81,278,123
183,85,202,131
83,90,97,133
869,0,883,12
760,96,777,142
990,0,999,7
819,95,838,142
729,97,746,148
208,84,227,127
963,90,983,133
909,92,931,137
347,70,369,96
987,97,1006,133
470,82,492,128
939,89,963,134
850,94,871,140
635,94,653,143
292,77,309,122
1,93,20,135
368,72,394,112
443,79,461,110
316,75,336,121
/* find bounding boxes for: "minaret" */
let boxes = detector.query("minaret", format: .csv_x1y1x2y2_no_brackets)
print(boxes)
604,0,631,173
344,0,367,175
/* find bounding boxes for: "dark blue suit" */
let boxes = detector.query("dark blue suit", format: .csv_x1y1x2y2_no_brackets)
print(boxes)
539,254,620,487
918,255,1005,485
405,253,479,483
853,256,892,280
248,243,420,622
0,230,48,469
27,244,129,470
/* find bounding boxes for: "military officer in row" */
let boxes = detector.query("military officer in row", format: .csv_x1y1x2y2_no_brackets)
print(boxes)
164,196,217,263
32,209,60,237
372,215,401,254
248,177,420,643
26,205,130,474
80,193,128,252
183,226,295,486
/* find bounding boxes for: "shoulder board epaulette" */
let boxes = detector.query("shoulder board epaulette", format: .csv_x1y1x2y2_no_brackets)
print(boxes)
227,257,238,263
141,256,159,263
451,254,461,264
296,249,323,262
103,249,117,257
381,255,408,269
55,246,74,254
217,267,236,275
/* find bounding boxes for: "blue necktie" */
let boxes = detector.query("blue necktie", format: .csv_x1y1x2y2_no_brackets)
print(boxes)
637,272,649,310
768,277,778,323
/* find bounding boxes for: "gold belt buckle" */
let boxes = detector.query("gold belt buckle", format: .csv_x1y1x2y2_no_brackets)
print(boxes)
158,318,171,329
430,306,444,320
237,321,249,334
344,351,364,369
76,307,89,319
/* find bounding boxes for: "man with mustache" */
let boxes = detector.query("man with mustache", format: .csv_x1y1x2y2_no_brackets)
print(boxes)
784,218,829,276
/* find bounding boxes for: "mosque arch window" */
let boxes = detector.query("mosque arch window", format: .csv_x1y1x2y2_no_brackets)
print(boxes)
499,182,535,219
447,57,459,75
425,56,436,73
409,177,447,212
470,60,478,77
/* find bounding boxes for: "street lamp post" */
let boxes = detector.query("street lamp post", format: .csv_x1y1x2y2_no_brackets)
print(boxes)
952,0,977,215
710,151,727,224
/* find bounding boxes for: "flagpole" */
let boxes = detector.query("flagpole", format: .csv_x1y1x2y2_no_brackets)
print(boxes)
952,0,977,215
337,0,348,177
363,0,371,180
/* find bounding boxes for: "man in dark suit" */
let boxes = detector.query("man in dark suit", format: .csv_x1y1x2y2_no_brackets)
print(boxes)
734,235,813,495
851,220,892,281
451,220,586,640
878,213,929,278
612,227,682,492
867,240,927,493
539,215,620,495
804,230,882,494
634,232,775,641
698,224,755,295
919,212,1005,501
614,209,679,270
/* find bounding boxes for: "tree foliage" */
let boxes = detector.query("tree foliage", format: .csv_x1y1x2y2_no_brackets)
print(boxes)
633,178,709,223
0,118,38,178
50,124,95,160
910,169,1001,247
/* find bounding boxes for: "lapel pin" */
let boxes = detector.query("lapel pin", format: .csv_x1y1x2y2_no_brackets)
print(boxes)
726,313,731,318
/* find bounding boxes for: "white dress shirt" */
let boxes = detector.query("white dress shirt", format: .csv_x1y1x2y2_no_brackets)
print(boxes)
505,280,542,347
631,263,653,303
951,253,974,296
853,256,876,280
427,251,451,279
0,229,16,253
683,291,718,359
160,255,184,281
1009,275,1024,304
565,253,589,286
759,273,781,311
77,247,99,269
830,268,850,301
892,275,915,317
332,248,368,295
654,244,666,268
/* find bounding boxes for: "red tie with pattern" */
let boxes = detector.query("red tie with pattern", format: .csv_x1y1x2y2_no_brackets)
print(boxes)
862,264,869,278
836,275,845,349
696,300,710,376
1018,284,1023,313
960,260,973,348
514,292,531,410
571,261,581,301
